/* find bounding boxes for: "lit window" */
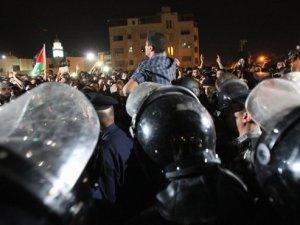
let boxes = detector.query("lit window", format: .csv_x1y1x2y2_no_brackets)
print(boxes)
167,46,174,56
129,46,133,53
181,43,191,48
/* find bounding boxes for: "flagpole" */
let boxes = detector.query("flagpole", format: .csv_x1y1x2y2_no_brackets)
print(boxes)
43,44,46,78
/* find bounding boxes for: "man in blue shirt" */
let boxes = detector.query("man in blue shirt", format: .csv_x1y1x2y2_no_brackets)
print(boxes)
122,32,176,96
88,93,133,203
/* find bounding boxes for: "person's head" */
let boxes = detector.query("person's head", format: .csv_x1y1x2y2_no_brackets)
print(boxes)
201,77,216,98
127,84,220,179
191,68,200,78
277,61,286,70
145,32,166,57
121,71,128,80
216,78,249,111
216,79,250,135
0,83,11,97
87,92,118,129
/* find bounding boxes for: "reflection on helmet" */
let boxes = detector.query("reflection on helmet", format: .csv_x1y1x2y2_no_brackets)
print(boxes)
126,82,164,118
254,107,300,217
216,78,249,110
132,85,220,177
246,79,300,132
284,72,300,85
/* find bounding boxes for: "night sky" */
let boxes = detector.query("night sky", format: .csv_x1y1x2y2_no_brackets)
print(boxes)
1,0,299,65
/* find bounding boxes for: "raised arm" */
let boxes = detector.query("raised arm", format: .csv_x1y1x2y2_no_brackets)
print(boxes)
216,54,224,70
198,54,204,69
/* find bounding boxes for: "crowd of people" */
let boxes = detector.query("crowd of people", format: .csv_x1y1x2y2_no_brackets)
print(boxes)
1,31,300,225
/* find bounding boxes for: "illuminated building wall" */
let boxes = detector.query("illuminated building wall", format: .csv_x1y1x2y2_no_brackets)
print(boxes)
108,6,199,71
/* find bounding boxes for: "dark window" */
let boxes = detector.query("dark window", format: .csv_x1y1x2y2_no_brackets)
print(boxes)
129,60,134,65
181,30,190,35
115,48,124,54
48,64,54,68
115,60,125,67
113,35,123,41
166,20,173,29
132,21,135,25
195,58,199,64
128,34,132,39
182,56,192,62
194,35,198,41
141,46,145,52
194,47,198,52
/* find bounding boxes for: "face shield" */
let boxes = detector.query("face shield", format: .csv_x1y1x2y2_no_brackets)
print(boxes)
284,72,300,85
245,78,300,132
0,83,100,218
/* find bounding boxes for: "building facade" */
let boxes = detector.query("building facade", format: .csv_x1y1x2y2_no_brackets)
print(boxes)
108,6,199,71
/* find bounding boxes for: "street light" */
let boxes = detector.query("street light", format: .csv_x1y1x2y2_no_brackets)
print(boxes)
86,52,95,61
1,55,6,59
259,56,265,62
102,65,110,73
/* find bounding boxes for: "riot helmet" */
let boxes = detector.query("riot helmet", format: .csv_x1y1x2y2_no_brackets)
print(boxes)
0,83,100,224
246,79,300,219
245,78,300,132
126,83,220,178
171,77,200,97
216,78,249,111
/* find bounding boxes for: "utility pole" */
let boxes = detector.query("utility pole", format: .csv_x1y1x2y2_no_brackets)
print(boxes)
239,40,248,52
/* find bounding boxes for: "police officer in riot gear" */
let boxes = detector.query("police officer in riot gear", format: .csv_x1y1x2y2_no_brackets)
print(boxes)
0,83,100,225
214,78,250,166
216,79,261,196
246,78,300,224
126,83,253,225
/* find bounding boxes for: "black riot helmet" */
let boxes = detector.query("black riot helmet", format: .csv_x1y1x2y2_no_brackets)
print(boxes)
246,79,300,220
171,77,200,97
126,83,220,178
216,78,249,111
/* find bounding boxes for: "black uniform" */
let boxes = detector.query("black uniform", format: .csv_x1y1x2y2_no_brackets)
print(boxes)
125,83,254,225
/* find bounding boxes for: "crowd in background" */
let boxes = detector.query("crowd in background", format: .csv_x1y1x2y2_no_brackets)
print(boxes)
1,43,300,224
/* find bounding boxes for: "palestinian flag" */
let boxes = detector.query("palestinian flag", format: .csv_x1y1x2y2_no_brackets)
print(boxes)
32,45,46,76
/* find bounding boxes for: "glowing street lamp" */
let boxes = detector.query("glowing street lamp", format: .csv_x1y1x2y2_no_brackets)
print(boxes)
1,55,6,59
102,65,110,73
86,52,95,61
259,56,265,62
